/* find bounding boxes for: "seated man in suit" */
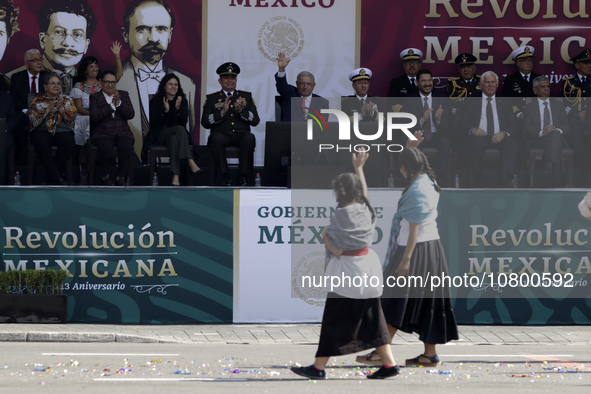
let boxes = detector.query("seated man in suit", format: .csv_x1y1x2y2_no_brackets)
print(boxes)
462,71,518,188
89,70,135,186
341,67,381,122
201,62,259,186
9,49,48,164
524,76,569,188
275,52,328,121
403,69,450,186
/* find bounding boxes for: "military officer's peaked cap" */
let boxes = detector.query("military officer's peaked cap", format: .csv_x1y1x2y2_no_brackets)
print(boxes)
570,48,591,63
217,62,241,76
455,53,477,65
349,68,372,82
512,46,535,61
400,48,423,61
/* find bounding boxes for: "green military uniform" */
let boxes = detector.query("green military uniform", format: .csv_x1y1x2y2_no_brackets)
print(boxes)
201,62,260,186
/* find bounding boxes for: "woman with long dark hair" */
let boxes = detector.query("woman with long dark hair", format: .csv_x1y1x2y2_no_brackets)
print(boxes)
291,151,400,380
357,146,459,367
143,73,201,186
71,42,123,146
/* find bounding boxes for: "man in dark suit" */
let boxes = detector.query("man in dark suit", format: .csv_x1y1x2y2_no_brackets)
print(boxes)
561,48,591,187
201,62,260,186
341,67,381,122
462,71,518,188
404,69,450,186
274,52,329,122
9,49,48,164
387,48,422,111
524,76,569,187
0,91,17,184
89,70,135,186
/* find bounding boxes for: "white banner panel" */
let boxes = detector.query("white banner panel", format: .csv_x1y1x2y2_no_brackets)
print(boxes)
235,188,401,323
204,1,358,166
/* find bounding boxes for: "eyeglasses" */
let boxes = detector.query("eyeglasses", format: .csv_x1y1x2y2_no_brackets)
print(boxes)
26,58,43,63
101,81,117,86
49,28,86,43
46,81,61,86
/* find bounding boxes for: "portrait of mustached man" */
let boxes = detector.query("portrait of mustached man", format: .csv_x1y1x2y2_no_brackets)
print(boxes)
118,0,197,157
7,0,95,94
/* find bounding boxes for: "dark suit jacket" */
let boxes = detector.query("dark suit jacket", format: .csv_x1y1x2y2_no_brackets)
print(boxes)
142,96,197,164
340,95,381,121
9,70,48,113
89,90,135,141
201,90,260,135
461,93,517,136
0,92,17,133
274,73,329,121
387,74,418,98
502,72,540,98
403,91,449,135
523,98,570,140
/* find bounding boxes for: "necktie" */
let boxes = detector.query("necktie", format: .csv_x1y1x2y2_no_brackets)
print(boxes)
486,97,494,136
423,97,432,141
524,75,528,83
31,75,36,94
301,96,307,119
542,101,550,130
582,76,587,84
410,78,416,87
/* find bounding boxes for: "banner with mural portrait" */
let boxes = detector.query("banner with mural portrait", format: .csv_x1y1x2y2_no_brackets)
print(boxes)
0,0,202,159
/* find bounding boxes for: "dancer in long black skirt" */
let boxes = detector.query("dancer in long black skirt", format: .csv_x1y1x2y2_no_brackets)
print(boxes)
291,150,400,380
356,145,459,367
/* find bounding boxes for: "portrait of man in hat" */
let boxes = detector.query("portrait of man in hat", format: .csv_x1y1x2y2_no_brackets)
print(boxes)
201,62,259,187
118,0,197,157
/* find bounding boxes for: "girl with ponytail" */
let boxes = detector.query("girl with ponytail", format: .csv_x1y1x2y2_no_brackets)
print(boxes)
357,146,458,368
291,150,400,380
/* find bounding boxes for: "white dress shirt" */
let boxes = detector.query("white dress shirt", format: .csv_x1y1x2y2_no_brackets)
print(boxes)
477,95,501,135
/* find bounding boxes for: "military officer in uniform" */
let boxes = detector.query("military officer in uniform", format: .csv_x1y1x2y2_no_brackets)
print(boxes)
561,48,591,187
446,53,481,165
387,48,422,110
201,62,260,186
446,53,480,99
341,67,381,122
502,46,541,117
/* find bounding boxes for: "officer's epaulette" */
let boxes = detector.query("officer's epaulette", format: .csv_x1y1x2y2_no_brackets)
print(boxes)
237,90,251,94
206,91,222,97
475,75,481,78
448,77,459,81
563,75,575,80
